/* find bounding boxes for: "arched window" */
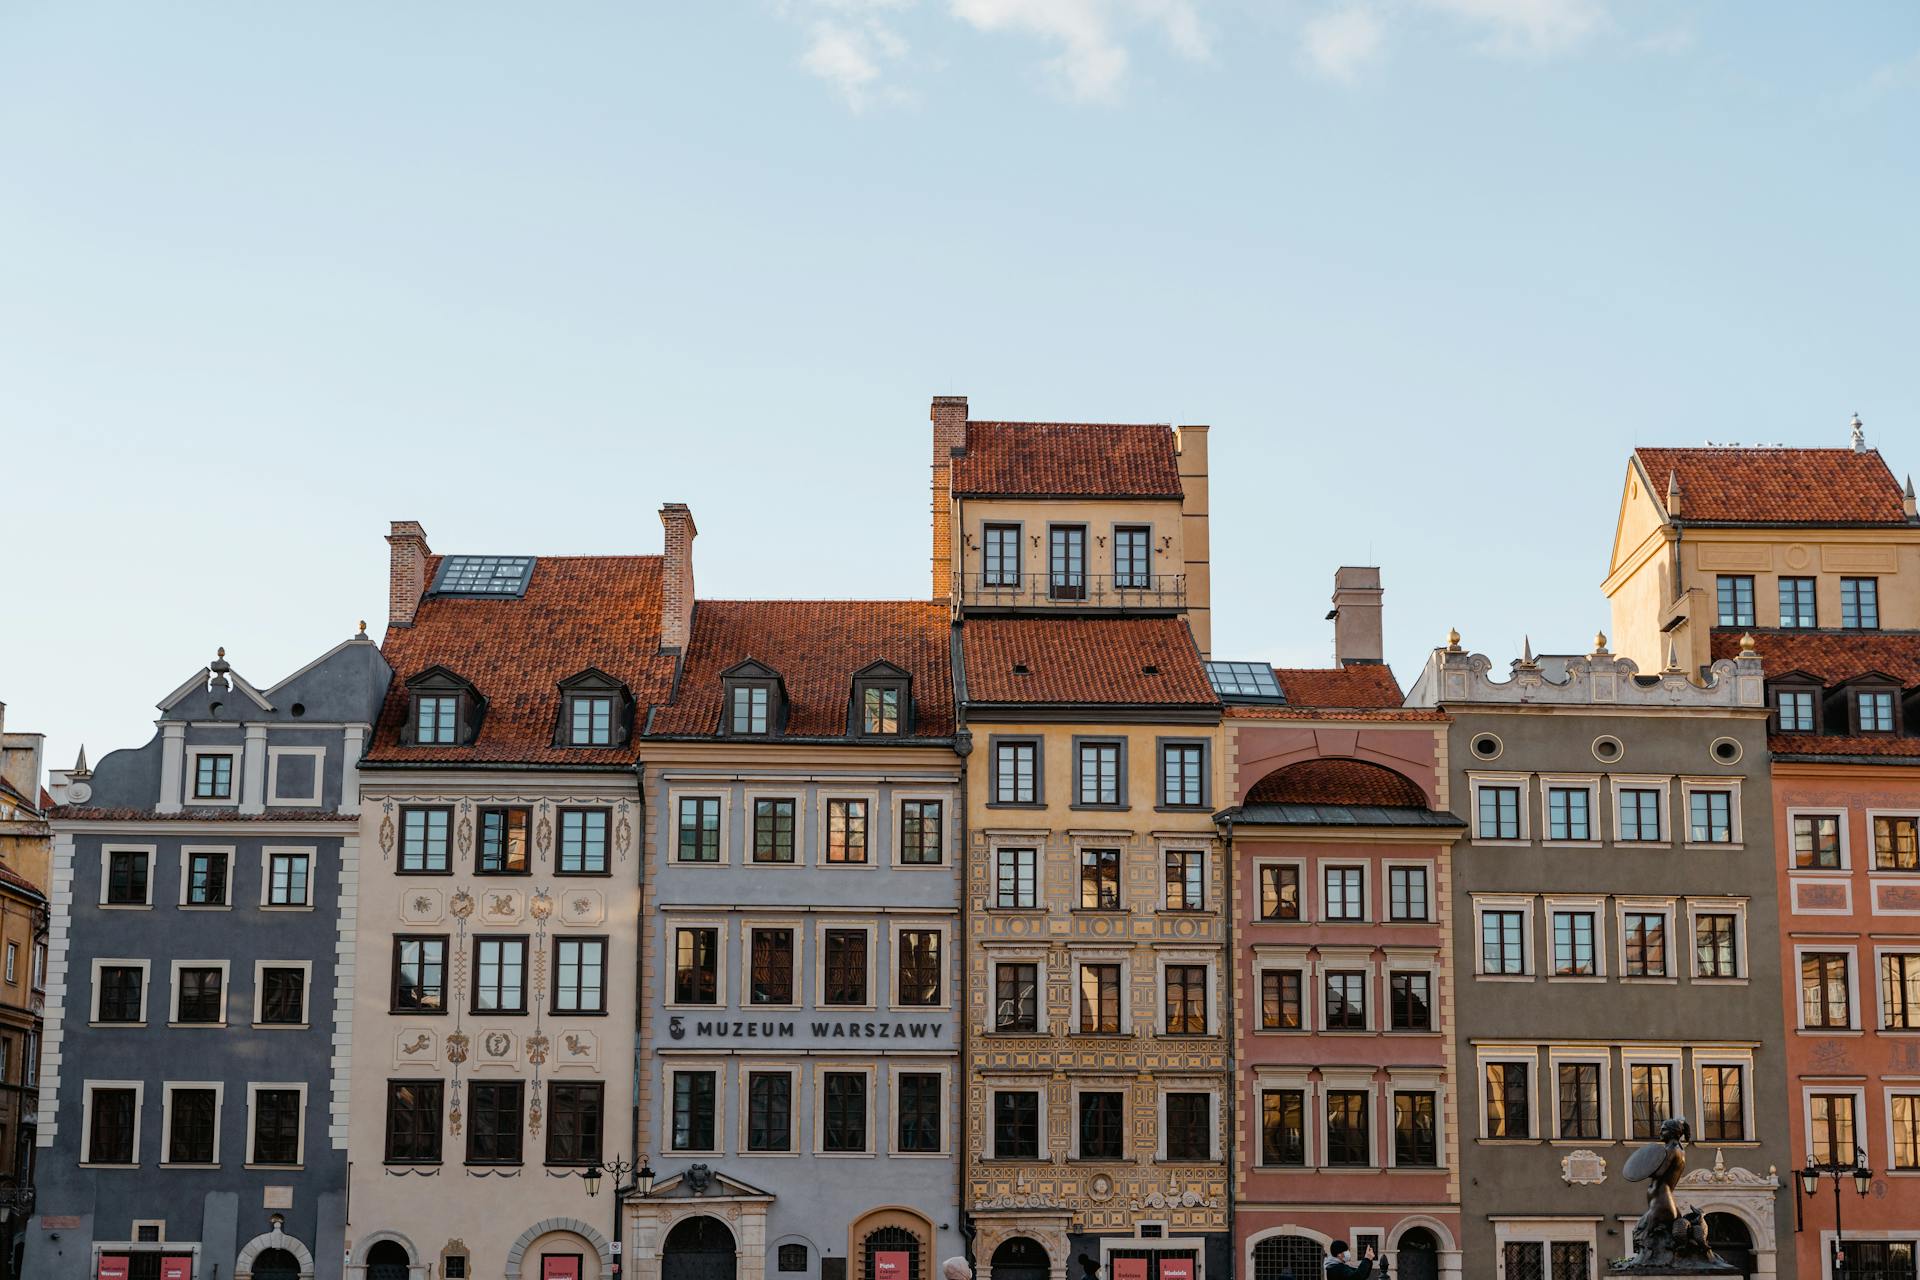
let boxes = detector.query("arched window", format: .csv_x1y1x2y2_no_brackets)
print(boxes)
864,1226,920,1280
1251,1236,1325,1280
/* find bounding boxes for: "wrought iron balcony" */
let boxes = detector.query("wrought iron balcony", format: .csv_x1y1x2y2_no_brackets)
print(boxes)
961,571,1188,613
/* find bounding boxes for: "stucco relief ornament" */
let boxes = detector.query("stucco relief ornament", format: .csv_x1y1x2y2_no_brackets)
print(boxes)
571,897,593,918
411,894,433,915
450,890,476,919
1088,1174,1115,1203
484,1031,512,1059
449,1091,462,1136
457,814,474,856
528,1091,542,1137
530,890,555,921
526,1034,551,1066
562,1034,589,1058
615,802,633,857
445,1032,470,1065
487,893,515,917
379,806,396,859
400,1033,431,1056
1561,1150,1608,1185
536,809,553,857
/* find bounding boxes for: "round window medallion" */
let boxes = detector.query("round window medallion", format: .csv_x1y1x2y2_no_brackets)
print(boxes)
1710,737,1743,765
1592,735,1624,763
1471,733,1503,760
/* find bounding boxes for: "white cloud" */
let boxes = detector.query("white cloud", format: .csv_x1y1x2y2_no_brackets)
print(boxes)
949,0,1209,101
1303,4,1384,81
784,0,915,111
1415,0,1605,56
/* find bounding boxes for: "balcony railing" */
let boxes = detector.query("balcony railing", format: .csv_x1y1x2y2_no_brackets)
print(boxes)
963,571,1188,612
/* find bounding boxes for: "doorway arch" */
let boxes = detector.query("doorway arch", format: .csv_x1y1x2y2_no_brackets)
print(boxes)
664,1216,739,1280
990,1237,1050,1280
1704,1214,1754,1276
1250,1235,1325,1280
1393,1229,1439,1280
366,1241,414,1280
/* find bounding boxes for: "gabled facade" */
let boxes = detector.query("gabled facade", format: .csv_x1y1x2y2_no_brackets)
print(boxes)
631,599,963,1280
28,632,391,1280
0,705,50,1280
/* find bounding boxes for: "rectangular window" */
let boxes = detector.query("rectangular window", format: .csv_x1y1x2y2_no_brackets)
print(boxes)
1878,816,1920,871
1551,911,1596,977
1325,970,1366,1030
1802,952,1852,1028
671,1072,716,1152
1716,575,1755,626
1165,850,1205,910
900,799,943,864
1077,741,1121,806
826,799,868,864
474,938,529,1014
1261,970,1303,1030
546,1082,603,1166
1261,1089,1306,1166
983,523,1021,588
896,1073,942,1154
392,937,448,1012
1629,1064,1673,1140
1624,912,1668,977
1165,1093,1210,1160
1779,576,1817,628
822,1072,868,1152
750,929,795,1005
1556,1063,1601,1139
1080,848,1121,910
1882,954,1920,1030
1778,689,1816,732
1890,1096,1920,1171
996,847,1038,908
1390,971,1432,1031
267,852,311,905
1794,813,1843,868
467,1081,523,1165
1842,577,1880,629
861,685,901,735
192,753,234,800
385,1080,443,1164
1260,865,1301,921
175,967,224,1024
260,967,306,1025
1160,743,1204,807
1079,964,1121,1033
251,1088,302,1165
996,963,1038,1033
1078,1090,1125,1160
674,928,719,1005
1114,525,1152,589
1325,866,1365,921
106,850,149,904
185,851,228,906
1164,965,1207,1034
677,796,721,862
823,929,869,1005
1618,788,1663,841
994,742,1037,805
1809,1092,1856,1166
1393,1092,1437,1167
477,807,531,874
1325,1089,1370,1166
553,938,606,1014
88,1087,138,1163
400,807,452,873
1700,1065,1746,1143
1546,787,1591,841
97,966,144,1023
1389,866,1429,921
167,1088,217,1164
1485,1062,1530,1139
753,799,797,864
416,695,458,744
570,695,614,745
1049,524,1087,600
1689,790,1733,843
557,809,608,874
993,1091,1040,1159
1695,913,1739,978
1477,786,1521,839
731,684,770,734
747,1071,792,1153
1859,690,1898,733
897,929,942,1007
1481,910,1526,974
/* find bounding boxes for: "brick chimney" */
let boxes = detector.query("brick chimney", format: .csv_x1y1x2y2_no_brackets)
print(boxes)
931,395,968,601
659,502,697,654
386,521,431,629
1330,566,1384,665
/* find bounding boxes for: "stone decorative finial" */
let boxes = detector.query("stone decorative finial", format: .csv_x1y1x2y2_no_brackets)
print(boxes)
1851,412,1866,452
1739,632,1757,655
1521,636,1535,664
73,745,90,776
357,619,368,638
1594,630,1609,653
1666,639,1682,671
207,646,234,692
1446,627,1462,653
1904,475,1917,519
1665,470,1682,517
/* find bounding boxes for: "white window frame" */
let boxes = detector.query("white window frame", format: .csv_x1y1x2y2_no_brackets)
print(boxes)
1159,845,1210,913
1317,946,1377,1033
668,788,731,867
183,746,241,806
663,1062,726,1156
80,1079,145,1168
1543,895,1607,981
1802,1083,1869,1167
1539,775,1602,846
813,1061,876,1157
98,844,156,909
736,1060,802,1157
1872,945,1920,1032
1381,949,1439,1033
1618,1049,1684,1143
244,1080,308,1169
169,958,232,1028
1320,858,1370,923
259,846,316,909
1680,778,1744,849
1616,897,1678,982
1387,1070,1447,1170
1786,806,1852,873
739,920,802,1011
1253,1067,1315,1167
1686,898,1749,983
1253,857,1309,923
1691,1050,1757,1146
160,1080,226,1168
178,845,237,909
892,790,953,869
1155,1081,1221,1162
817,790,881,870
1884,1090,1920,1173
1468,772,1531,844
1866,808,1920,874
1383,859,1436,923
1473,894,1536,979
1793,943,1861,1032
1545,1048,1612,1144
252,959,313,1028
1153,951,1216,1037
888,1062,952,1158
1319,1069,1378,1169
1610,776,1673,846
984,945,1050,1035
1066,1077,1131,1161
1072,950,1133,1035
1476,1046,1541,1141
888,918,952,1012
665,917,729,1010
89,957,152,1026
815,918,878,1012
987,1081,1050,1160
264,745,326,807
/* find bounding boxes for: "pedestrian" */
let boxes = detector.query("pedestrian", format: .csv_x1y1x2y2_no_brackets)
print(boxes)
1323,1240,1378,1279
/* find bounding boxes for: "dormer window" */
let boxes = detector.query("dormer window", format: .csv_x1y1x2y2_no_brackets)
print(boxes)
863,686,901,735
1777,688,1816,733
732,685,770,734
417,696,459,745
850,662,913,738
192,753,234,801
554,669,634,749
1857,689,1898,734
720,661,787,738
571,696,612,745
404,667,484,748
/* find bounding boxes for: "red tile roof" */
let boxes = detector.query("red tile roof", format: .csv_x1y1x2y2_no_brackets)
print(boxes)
952,421,1186,499
1272,664,1405,708
961,616,1217,706
369,555,680,766
0,862,43,898
648,600,954,739
1636,447,1908,524
50,807,356,824
1771,733,1920,759
1710,629,1920,686
1246,758,1429,807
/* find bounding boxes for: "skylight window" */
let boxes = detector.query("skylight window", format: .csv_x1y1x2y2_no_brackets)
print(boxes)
1204,661,1284,701
432,556,535,598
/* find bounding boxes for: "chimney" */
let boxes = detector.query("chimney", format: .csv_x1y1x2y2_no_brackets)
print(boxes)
659,503,697,654
386,521,432,628
1904,475,1916,520
1330,566,1384,665
1665,470,1682,518
931,395,968,601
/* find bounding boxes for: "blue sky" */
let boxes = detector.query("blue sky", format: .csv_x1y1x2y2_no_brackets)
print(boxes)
3,2,1917,772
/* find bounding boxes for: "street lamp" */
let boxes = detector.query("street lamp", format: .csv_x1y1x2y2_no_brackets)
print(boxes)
581,1155,652,1277
1799,1147,1872,1275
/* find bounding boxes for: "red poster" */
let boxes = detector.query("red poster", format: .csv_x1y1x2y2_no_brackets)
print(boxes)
96,1258,130,1280
543,1258,582,1280
1159,1259,1193,1280
876,1251,910,1280
1114,1260,1149,1280
161,1257,194,1280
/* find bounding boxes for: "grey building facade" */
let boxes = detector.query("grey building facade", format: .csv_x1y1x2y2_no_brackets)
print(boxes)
29,633,391,1280
1406,637,1793,1279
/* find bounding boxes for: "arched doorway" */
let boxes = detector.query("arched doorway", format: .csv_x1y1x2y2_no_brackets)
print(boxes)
1394,1229,1439,1280
990,1238,1050,1280
1704,1214,1754,1277
862,1225,922,1280
367,1241,413,1280
252,1249,302,1280
664,1216,738,1280
1251,1236,1324,1280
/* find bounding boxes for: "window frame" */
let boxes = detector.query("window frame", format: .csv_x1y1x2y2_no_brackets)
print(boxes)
1321,861,1369,923
1469,774,1529,843
891,1065,950,1157
817,921,877,1010
1692,1052,1753,1145
1840,576,1881,630
554,806,612,876
397,806,454,875
184,746,239,806
815,1064,875,1156
545,1080,605,1168
81,1079,145,1168
1113,523,1154,591
993,845,1041,910
991,957,1044,1034
1687,898,1749,982
890,922,948,1011
741,1064,799,1156
1545,897,1605,980
1616,898,1677,981
1071,1084,1129,1162
1162,848,1207,913
90,957,152,1026
1255,860,1304,923
1071,736,1128,810
1773,681,1821,734
1047,522,1088,601
1874,946,1920,1032
670,791,727,866
260,846,316,908
464,1078,525,1167
1681,780,1741,848
742,922,799,1009
1478,1050,1538,1140
989,1085,1046,1161
1157,956,1212,1036
1852,683,1902,735
1611,777,1671,845
1322,1079,1374,1168
470,934,531,1016
169,958,230,1027
1155,738,1210,811
245,1081,307,1169
1715,574,1755,627
987,736,1044,808
1540,777,1600,845
252,960,312,1028
1159,1087,1217,1162
391,934,450,1014
1548,1051,1610,1142
665,1065,723,1156
1796,945,1858,1031
822,794,877,868
1871,811,1920,872
748,794,800,866
1385,861,1433,923
1474,895,1535,979
160,1080,224,1168
895,794,948,868
1620,1051,1682,1143
669,922,725,1008
100,845,156,908
179,845,235,908
1076,958,1127,1035
384,1078,445,1165
552,935,610,1015
981,521,1023,589
476,806,533,876
1778,575,1818,628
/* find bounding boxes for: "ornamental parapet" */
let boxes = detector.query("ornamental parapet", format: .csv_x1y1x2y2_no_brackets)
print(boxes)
1405,630,1766,709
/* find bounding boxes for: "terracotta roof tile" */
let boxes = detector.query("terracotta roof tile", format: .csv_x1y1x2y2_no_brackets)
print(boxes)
1770,733,1920,759
369,555,679,766
1246,758,1429,807
648,601,954,739
962,617,1217,706
1710,629,1920,686
952,421,1185,499
1225,706,1447,722
1271,664,1405,708
1636,447,1908,524
0,863,43,898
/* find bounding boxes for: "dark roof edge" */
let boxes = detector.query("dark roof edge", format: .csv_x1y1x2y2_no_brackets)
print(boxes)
952,488,1185,501
1770,753,1920,766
